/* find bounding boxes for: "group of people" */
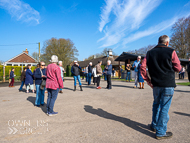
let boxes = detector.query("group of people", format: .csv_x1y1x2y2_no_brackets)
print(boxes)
7,34,190,140
71,60,113,90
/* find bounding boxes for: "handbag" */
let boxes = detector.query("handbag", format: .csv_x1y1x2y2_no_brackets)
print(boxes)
40,69,46,90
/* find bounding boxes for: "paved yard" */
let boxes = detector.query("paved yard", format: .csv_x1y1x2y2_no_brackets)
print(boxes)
0,79,190,143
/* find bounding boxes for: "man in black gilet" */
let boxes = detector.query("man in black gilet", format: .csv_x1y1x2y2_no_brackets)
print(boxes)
141,35,182,140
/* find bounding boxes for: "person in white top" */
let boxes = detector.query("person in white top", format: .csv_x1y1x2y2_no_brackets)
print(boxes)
58,61,64,93
92,66,97,85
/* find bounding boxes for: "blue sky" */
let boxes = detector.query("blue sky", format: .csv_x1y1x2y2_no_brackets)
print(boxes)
0,0,190,62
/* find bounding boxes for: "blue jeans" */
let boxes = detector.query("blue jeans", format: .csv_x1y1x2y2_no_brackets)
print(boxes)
86,73,88,82
35,85,45,106
104,74,107,81
88,73,92,85
151,87,174,137
60,77,64,91
74,75,82,86
19,81,25,90
47,88,59,113
126,72,131,81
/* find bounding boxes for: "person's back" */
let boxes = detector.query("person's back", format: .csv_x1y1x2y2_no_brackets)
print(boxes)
141,35,182,140
46,63,63,90
146,44,176,87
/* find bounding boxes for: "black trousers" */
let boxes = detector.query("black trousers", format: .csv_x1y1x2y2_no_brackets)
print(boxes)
97,76,101,87
188,72,190,82
106,75,111,89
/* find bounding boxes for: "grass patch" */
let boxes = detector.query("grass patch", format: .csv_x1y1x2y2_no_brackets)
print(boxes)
177,82,190,86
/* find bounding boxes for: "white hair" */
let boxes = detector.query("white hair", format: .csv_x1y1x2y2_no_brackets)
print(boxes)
107,60,111,64
51,55,58,63
89,62,92,65
138,56,141,59
58,61,62,64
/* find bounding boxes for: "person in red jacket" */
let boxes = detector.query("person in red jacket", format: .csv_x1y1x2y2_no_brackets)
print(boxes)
46,55,63,116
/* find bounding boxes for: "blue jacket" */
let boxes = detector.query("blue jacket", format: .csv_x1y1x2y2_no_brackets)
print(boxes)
104,64,112,75
132,60,140,72
25,69,34,85
10,71,14,79
34,68,46,85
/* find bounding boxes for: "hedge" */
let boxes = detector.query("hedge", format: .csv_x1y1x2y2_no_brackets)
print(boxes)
0,66,37,81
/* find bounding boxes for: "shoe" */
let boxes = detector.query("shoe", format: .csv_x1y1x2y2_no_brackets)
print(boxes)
134,86,137,88
11,86,15,87
80,86,83,91
41,104,44,106
74,86,76,91
19,89,22,92
35,105,40,107
108,88,112,90
156,132,173,140
126,80,128,82
59,90,63,93
96,86,101,89
48,111,58,116
150,125,156,132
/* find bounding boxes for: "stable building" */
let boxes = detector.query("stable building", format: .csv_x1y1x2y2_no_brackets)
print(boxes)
4,49,38,66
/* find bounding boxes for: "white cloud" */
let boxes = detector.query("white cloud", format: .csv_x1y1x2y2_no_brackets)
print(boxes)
99,0,117,32
123,17,177,45
98,0,163,48
0,0,40,24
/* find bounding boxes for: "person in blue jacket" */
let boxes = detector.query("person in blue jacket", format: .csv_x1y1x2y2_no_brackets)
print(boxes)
132,56,141,88
25,64,34,93
88,62,93,85
34,62,47,107
9,68,15,87
104,60,112,89
71,61,83,91
137,60,144,89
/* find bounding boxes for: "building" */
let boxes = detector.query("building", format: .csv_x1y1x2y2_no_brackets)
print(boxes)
4,49,38,66
73,50,124,69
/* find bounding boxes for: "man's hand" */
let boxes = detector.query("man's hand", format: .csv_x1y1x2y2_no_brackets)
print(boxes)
147,81,153,89
42,75,46,78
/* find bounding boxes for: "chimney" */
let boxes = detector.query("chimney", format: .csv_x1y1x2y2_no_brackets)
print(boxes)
24,48,29,54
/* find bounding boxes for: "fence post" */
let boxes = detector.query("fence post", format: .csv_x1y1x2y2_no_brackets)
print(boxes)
9,69,11,83
3,64,5,82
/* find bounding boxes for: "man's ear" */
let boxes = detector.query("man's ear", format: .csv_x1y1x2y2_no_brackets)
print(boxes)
166,41,169,46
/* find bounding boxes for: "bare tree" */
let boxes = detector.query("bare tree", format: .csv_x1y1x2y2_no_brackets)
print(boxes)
170,16,190,59
127,44,155,55
32,52,39,61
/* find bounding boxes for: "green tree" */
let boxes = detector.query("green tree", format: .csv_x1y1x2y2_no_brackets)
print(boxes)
42,38,78,68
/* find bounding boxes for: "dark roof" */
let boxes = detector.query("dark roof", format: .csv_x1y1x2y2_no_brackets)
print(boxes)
76,56,124,68
179,59,189,66
115,52,145,61
115,52,189,66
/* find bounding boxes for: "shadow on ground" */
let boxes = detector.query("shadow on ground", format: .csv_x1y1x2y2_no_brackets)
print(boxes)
27,96,47,114
84,105,155,138
174,111,190,117
112,84,134,89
